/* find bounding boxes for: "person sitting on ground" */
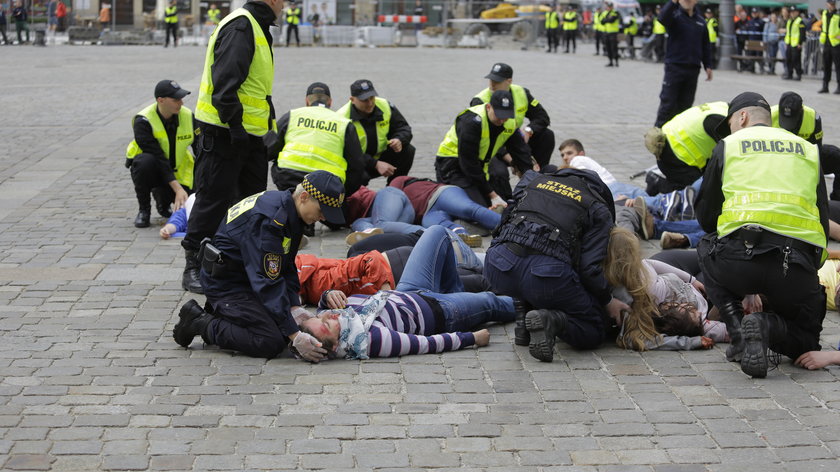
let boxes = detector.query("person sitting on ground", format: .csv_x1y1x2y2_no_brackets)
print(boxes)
604,227,727,350
160,194,196,239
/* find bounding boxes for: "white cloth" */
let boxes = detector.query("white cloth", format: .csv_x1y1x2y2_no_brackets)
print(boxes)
568,155,617,185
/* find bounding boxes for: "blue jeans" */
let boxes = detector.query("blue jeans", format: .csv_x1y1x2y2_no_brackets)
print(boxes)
654,219,705,248
396,225,513,329
423,187,501,232
352,187,425,234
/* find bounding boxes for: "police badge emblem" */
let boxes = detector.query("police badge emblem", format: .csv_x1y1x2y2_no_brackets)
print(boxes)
264,253,281,279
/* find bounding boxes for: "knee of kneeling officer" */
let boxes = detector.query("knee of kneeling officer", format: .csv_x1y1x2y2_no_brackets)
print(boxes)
249,334,288,359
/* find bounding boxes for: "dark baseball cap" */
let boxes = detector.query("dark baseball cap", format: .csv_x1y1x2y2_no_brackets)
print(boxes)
350,79,377,100
306,82,331,97
829,0,837,5
301,170,345,225
489,90,515,121
485,63,513,82
155,79,190,99
715,92,772,138
778,91,804,133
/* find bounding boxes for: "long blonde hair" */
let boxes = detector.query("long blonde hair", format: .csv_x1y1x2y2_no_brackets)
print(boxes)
604,227,661,351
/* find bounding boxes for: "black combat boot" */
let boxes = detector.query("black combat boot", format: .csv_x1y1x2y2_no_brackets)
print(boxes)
134,210,151,228
718,301,745,362
740,312,786,378
182,250,204,294
513,299,530,346
525,309,567,362
173,299,214,348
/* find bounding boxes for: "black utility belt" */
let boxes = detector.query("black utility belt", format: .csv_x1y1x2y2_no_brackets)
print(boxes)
504,241,546,257
729,227,818,254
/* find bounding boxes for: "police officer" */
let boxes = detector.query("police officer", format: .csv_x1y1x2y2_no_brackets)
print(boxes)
285,0,301,47
436,89,532,208
562,5,578,53
696,92,828,378
469,63,555,199
602,1,621,67
269,82,367,198
704,9,718,68
164,0,178,47
783,7,805,81
593,6,604,55
173,170,343,361
652,6,666,61
819,0,840,94
653,0,713,128
545,4,560,53
336,79,415,183
183,0,283,294
125,80,195,228
484,168,629,361
623,13,638,59
206,3,221,26
644,101,728,187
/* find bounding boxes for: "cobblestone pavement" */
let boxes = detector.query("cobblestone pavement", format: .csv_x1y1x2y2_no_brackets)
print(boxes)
1,43,840,471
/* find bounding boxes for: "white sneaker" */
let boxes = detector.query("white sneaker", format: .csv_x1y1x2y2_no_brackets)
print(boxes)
345,228,383,245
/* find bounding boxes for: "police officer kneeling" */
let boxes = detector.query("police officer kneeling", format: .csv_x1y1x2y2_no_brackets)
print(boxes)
173,171,345,361
484,168,630,362
696,92,829,378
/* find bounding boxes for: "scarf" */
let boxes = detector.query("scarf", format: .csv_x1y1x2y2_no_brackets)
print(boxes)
335,291,390,359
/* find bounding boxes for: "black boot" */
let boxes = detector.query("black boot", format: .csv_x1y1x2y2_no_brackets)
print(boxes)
718,301,745,362
740,312,786,378
134,210,151,228
818,84,829,93
182,250,204,294
173,299,214,348
525,309,567,362
513,299,530,346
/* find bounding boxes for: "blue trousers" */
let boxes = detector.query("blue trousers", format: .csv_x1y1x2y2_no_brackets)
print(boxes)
423,187,501,232
484,243,605,349
205,292,288,359
351,187,425,234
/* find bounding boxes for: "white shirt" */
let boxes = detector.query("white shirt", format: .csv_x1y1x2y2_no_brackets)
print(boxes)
568,155,617,185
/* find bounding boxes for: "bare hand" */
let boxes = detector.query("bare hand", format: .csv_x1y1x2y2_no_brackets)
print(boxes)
375,160,396,177
690,279,706,297
325,290,348,309
388,138,402,153
705,68,713,81
160,224,176,240
795,351,840,370
473,329,490,347
700,336,714,349
173,188,189,212
501,153,513,164
606,298,631,324
742,294,762,314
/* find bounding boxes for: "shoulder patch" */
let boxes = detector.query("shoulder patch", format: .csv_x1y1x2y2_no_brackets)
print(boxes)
264,253,281,279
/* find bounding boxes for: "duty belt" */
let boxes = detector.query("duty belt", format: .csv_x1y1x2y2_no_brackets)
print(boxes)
730,226,818,255
199,238,245,277
504,241,545,257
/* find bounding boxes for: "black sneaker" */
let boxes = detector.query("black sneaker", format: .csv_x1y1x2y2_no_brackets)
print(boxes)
740,315,769,378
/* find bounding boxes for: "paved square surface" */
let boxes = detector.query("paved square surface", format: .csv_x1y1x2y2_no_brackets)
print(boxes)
1,42,840,471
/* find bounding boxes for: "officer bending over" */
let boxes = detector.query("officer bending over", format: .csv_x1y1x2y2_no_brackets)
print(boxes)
125,80,195,228
484,168,630,362
337,79,415,183
696,92,828,378
436,89,533,208
173,171,345,361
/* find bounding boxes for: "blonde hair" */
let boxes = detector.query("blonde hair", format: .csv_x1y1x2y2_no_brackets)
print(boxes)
604,227,661,351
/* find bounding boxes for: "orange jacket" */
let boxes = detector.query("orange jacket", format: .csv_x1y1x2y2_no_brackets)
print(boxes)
296,251,395,305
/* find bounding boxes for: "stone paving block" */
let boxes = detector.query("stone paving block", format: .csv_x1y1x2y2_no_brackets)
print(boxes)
299,453,355,469
101,455,149,471
354,452,411,468
148,455,195,470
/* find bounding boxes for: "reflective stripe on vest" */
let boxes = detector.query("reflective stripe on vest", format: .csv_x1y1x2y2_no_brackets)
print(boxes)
822,11,840,46
276,106,349,182
286,7,301,24
563,11,577,30
436,104,517,179
785,17,802,47
336,97,392,159
661,101,728,169
603,11,620,33
545,11,559,29
195,8,274,136
653,18,665,34
706,18,717,42
717,126,826,258
125,103,195,189
770,105,817,142
165,6,178,23
473,84,529,129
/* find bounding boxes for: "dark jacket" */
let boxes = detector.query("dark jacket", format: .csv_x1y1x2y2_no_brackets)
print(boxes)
659,0,712,69
346,100,413,160
469,86,550,135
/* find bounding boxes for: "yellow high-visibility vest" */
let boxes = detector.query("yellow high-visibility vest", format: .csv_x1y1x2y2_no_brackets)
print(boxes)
336,97,392,159
436,104,517,179
276,106,350,182
126,103,195,189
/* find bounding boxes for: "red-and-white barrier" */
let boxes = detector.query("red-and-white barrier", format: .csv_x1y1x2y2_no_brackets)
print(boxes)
377,15,428,24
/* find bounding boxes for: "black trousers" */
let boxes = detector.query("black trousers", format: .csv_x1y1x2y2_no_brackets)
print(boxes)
654,63,700,128
546,28,559,51
435,157,491,207
595,30,603,54
183,124,268,252
785,44,802,78
129,153,191,212
205,291,288,359
604,32,619,64
368,143,415,183
564,29,576,52
819,144,840,200
286,24,299,46
823,44,840,88
698,234,825,359
656,141,704,188
165,22,178,46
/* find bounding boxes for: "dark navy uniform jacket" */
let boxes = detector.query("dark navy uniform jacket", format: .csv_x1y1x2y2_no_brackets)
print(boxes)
201,190,303,336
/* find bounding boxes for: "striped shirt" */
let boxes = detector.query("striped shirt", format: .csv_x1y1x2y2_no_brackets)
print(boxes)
320,291,475,357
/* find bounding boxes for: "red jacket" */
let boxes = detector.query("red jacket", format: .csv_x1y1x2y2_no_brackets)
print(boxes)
296,251,394,305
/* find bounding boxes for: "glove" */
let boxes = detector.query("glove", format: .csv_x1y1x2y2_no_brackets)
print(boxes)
490,195,506,208
125,158,133,169
229,124,249,156
292,331,328,362
262,130,282,162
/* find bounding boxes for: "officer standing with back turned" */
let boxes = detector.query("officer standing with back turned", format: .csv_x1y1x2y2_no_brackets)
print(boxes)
182,0,283,294
696,92,828,378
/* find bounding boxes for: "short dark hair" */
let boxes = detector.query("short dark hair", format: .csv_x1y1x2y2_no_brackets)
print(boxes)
299,323,337,352
559,138,584,154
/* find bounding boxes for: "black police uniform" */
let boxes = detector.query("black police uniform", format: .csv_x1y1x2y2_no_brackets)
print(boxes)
654,1,712,127
129,109,196,217
346,101,415,183
484,168,616,351
183,1,276,258
469,89,555,200
602,9,621,66
196,191,304,359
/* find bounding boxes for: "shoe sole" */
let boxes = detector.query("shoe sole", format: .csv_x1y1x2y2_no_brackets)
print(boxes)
345,228,383,246
458,234,483,248
173,300,201,348
740,317,767,378
525,312,554,362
